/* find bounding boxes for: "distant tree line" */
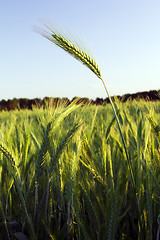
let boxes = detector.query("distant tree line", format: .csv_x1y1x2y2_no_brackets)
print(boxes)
0,90,159,111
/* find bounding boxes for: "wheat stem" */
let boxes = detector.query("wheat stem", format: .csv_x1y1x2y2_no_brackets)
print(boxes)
37,23,142,231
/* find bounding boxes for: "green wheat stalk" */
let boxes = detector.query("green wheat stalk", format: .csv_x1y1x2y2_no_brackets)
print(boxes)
36,24,128,156
36,23,141,228
0,144,35,239
36,24,133,181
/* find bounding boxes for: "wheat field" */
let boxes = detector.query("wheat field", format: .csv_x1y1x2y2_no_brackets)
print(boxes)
0,99,159,240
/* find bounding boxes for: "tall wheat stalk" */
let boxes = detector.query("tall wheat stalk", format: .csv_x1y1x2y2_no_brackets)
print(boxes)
36,26,123,151
36,23,142,231
36,25,133,182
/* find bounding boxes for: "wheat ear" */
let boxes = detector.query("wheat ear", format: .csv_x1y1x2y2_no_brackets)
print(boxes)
35,24,102,79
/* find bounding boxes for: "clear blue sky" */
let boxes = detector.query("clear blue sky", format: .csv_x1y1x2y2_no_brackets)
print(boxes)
0,0,160,101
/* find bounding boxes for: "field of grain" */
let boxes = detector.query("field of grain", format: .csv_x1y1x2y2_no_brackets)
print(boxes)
0,99,159,239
